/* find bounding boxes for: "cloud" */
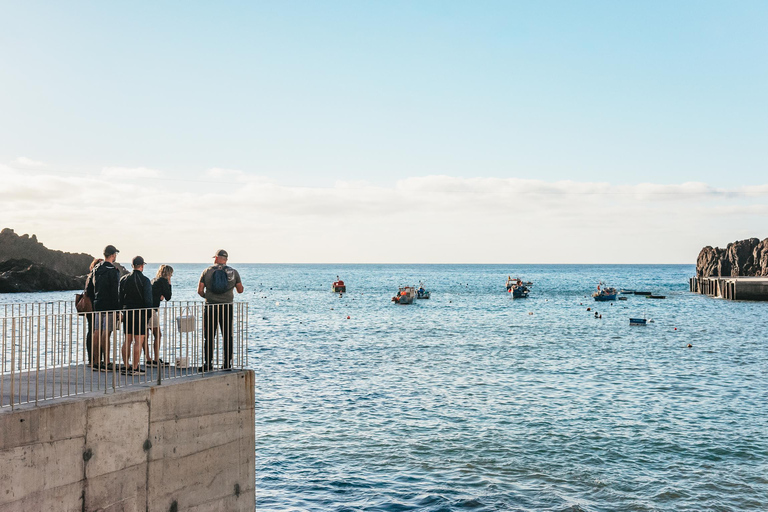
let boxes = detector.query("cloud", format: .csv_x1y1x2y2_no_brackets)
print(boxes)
1,164,766,263
101,166,162,179
12,157,44,167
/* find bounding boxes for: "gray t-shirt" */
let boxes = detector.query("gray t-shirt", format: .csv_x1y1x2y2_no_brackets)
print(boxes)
199,265,242,304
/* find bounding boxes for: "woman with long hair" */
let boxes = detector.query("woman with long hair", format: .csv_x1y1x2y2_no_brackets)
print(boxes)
146,264,173,365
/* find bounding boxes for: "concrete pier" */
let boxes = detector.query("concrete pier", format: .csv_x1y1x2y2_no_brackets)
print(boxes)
689,276,768,301
0,370,255,511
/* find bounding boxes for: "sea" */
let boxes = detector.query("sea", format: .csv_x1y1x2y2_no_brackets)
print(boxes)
2,264,766,511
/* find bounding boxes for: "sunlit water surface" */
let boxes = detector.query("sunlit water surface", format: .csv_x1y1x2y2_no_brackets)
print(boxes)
4,264,766,511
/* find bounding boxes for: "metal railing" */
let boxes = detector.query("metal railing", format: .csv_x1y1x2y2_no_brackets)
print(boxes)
1,301,248,409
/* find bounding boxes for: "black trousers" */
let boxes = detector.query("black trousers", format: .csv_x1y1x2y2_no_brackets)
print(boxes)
85,313,93,365
203,303,233,368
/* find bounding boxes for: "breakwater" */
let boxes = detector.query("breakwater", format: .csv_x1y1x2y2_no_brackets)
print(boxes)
690,275,768,301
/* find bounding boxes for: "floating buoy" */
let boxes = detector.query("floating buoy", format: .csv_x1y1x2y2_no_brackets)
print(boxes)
687,343,692,348
674,327,677,330
346,315,350,319
587,307,591,311
275,302,280,306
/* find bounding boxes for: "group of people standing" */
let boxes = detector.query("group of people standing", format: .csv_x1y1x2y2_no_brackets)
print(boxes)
83,245,243,374
84,245,174,375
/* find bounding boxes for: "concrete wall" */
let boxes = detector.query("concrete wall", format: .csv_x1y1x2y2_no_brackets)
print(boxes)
690,276,768,301
0,371,255,512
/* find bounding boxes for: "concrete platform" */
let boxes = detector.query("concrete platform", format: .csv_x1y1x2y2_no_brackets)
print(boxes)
1,362,223,409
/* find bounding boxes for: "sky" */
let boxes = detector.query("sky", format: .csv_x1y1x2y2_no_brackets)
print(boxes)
1,1,766,263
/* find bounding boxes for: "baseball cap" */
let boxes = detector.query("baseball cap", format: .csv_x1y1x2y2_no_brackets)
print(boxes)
213,249,228,258
104,245,119,257
132,256,145,267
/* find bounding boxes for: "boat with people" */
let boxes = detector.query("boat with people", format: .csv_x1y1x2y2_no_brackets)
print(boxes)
417,282,430,299
332,276,346,293
506,276,530,298
506,275,533,288
592,282,617,301
392,286,416,304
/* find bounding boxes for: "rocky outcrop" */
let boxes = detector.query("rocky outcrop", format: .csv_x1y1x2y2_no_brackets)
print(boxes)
0,259,86,293
697,238,768,277
0,228,93,276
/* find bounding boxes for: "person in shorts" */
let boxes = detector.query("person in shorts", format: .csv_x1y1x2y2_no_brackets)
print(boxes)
118,256,153,374
91,245,120,370
145,264,173,366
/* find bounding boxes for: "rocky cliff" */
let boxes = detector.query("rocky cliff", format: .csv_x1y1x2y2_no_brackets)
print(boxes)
696,238,768,277
0,228,93,276
0,259,87,293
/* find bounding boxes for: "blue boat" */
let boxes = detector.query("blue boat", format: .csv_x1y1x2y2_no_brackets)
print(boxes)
629,318,647,326
511,285,529,298
592,282,617,302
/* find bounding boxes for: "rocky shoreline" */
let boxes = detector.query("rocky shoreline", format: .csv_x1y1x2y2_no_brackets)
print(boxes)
0,228,93,293
696,237,768,277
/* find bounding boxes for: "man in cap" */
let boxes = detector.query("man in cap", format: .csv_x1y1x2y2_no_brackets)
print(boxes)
91,245,121,370
197,249,244,371
118,256,153,375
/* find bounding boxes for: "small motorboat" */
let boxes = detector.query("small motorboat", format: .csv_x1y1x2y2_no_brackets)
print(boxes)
620,289,635,294
506,277,530,298
633,291,652,296
416,282,430,299
506,276,531,296
511,284,529,298
646,295,666,299
629,317,647,326
618,296,628,301
332,276,346,293
592,282,617,302
392,286,416,305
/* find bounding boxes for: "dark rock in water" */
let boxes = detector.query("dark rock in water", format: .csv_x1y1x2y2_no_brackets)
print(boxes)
697,237,768,277
0,259,86,293
0,228,93,276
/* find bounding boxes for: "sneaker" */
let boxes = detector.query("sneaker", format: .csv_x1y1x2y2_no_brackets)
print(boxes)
158,358,170,366
145,360,158,367
99,362,115,372
121,366,145,375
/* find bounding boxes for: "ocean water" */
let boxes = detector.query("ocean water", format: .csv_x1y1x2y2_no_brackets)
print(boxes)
3,264,767,511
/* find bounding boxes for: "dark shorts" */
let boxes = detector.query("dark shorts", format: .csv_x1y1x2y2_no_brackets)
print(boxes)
123,310,151,335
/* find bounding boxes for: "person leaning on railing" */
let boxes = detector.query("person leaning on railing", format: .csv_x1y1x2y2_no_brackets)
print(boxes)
118,256,153,375
197,249,244,371
91,245,121,371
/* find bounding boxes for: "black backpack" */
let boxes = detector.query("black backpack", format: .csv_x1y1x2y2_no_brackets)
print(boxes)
210,266,230,294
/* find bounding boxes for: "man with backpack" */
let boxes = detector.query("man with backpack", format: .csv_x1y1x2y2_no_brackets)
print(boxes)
197,249,244,371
